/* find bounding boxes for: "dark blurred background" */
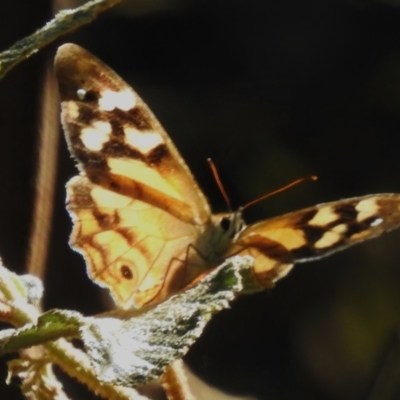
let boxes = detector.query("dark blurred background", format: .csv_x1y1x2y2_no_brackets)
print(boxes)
2,0,400,399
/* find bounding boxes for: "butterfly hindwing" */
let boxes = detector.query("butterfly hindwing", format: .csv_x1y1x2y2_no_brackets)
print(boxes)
66,175,203,307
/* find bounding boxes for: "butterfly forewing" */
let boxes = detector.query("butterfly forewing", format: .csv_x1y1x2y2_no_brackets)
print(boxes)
55,43,211,227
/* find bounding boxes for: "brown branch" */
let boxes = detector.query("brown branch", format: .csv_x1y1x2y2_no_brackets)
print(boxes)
25,62,59,282
161,360,196,400
0,0,124,80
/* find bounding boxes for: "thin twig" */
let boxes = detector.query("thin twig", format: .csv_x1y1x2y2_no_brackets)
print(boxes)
0,0,124,80
161,360,196,400
25,62,59,282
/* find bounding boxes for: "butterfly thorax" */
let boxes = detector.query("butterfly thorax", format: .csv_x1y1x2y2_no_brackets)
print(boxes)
171,209,246,295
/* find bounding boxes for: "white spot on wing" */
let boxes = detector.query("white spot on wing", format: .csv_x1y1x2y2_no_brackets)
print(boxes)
99,89,136,111
370,217,383,227
355,198,379,222
77,88,87,100
124,128,164,154
81,121,112,151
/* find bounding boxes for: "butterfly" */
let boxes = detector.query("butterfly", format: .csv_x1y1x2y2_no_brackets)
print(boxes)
55,43,400,310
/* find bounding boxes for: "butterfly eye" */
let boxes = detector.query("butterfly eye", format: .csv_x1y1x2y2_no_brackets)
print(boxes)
120,265,133,280
220,217,231,231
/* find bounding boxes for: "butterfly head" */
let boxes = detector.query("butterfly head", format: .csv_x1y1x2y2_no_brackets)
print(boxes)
188,209,246,270
210,209,246,252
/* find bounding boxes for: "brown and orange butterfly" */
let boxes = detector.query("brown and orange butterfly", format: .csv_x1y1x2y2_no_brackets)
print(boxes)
55,43,400,309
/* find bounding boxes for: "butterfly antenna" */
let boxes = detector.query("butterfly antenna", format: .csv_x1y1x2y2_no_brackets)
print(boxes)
242,175,318,210
207,158,232,211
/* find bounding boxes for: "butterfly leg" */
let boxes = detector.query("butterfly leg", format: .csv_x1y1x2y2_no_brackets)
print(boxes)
164,243,217,294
